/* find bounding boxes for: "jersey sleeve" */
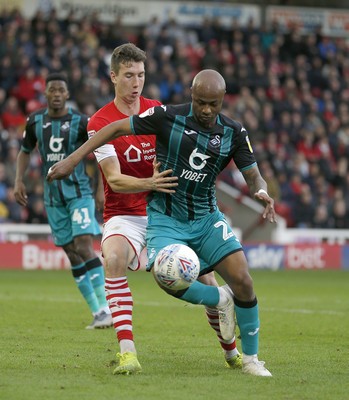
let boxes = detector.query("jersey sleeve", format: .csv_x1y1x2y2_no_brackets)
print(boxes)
92,142,116,163
88,114,117,144
21,116,37,153
130,105,165,135
233,125,257,171
87,114,117,163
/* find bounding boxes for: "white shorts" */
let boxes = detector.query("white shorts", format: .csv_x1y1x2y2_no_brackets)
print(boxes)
101,215,148,271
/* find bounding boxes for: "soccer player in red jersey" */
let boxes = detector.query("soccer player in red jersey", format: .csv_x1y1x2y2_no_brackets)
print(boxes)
87,44,177,374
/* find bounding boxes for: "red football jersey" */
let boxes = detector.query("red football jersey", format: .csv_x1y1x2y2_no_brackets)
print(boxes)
87,97,161,222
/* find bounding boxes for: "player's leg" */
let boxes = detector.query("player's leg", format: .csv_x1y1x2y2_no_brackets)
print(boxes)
192,210,271,376
46,204,102,324
199,272,242,369
69,197,111,328
62,241,101,319
189,209,259,367
147,209,237,335
215,252,272,376
73,235,108,311
160,250,270,376
102,216,146,375
147,209,270,376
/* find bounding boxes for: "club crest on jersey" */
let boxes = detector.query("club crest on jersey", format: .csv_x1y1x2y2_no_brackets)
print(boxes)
209,135,221,148
60,122,70,132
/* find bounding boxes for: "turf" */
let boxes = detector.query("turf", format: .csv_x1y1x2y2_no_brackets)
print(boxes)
0,269,348,400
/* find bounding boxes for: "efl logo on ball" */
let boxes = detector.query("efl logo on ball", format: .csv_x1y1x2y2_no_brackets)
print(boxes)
153,244,200,290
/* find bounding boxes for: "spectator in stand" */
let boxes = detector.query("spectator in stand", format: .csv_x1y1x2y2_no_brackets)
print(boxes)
259,102,278,135
258,160,281,203
292,184,315,228
12,67,45,107
331,156,348,190
1,96,26,130
331,198,349,229
292,152,309,179
1,7,349,229
313,204,332,229
275,171,294,226
0,55,16,92
158,64,184,103
95,79,114,109
26,196,47,224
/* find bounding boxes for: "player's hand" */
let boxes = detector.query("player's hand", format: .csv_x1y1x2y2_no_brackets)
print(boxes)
254,190,277,223
151,161,178,193
14,181,28,206
46,159,74,182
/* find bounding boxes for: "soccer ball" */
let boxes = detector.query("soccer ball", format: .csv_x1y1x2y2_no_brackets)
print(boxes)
153,244,200,291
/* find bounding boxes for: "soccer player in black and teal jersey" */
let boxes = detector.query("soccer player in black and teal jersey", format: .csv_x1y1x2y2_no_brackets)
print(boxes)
14,73,112,329
47,69,277,376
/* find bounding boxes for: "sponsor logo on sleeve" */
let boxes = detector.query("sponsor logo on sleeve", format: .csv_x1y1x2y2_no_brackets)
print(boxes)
88,130,96,139
139,107,155,118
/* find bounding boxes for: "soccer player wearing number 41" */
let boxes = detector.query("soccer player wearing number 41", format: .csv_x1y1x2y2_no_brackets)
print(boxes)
14,73,112,329
47,69,277,376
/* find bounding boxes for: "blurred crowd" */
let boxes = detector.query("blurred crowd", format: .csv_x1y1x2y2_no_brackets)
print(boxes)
0,6,348,228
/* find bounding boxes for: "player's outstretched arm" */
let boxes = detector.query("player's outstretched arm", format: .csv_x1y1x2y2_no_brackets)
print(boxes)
46,118,133,182
242,165,277,223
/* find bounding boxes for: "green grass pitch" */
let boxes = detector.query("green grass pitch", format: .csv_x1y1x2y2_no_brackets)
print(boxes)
0,269,348,400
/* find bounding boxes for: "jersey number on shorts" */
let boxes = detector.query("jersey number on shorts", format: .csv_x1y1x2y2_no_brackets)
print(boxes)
214,220,234,241
72,207,91,229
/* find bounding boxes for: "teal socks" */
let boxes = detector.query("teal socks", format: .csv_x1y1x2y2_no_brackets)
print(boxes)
85,257,108,309
234,297,260,355
178,280,220,306
71,262,100,314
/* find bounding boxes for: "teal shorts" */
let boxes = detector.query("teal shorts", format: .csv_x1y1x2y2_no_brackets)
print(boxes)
46,197,101,246
146,207,242,275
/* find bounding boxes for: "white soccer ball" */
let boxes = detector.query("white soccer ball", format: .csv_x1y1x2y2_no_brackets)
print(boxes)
153,244,200,291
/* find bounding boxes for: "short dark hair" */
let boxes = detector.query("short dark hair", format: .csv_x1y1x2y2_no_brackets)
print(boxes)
110,43,146,74
46,72,68,84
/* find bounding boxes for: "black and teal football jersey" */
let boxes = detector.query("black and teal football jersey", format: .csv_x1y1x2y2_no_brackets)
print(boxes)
21,107,93,206
130,103,257,220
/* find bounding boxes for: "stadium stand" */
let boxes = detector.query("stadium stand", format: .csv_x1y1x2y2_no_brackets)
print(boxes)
0,6,348,228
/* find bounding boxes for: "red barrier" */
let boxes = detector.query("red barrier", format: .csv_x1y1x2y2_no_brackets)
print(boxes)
0,241,102,270
285,244,342,270
0,241,344,270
